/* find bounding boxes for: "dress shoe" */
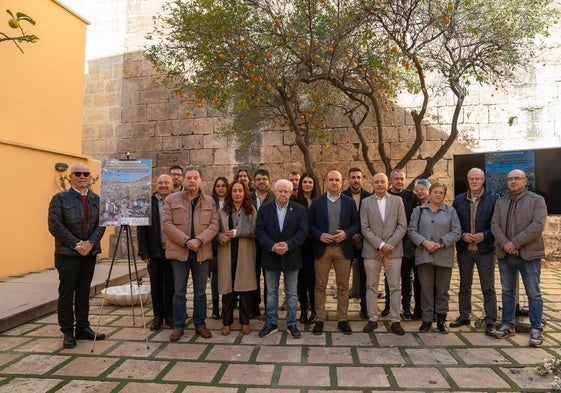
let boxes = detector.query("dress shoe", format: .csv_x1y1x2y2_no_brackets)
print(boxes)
362,320,378,333
149,317,163,331
196,326,212,339
449,316,470,328
381,305,390,317
170,328,184,342
391,322,405,336
337,320,353,335
221,325,231,336
437,321,449,334
165,316,174,328
419,322,432,333
312,321,324,335
63,332,77,349
75,327,106,341
241,324,251,335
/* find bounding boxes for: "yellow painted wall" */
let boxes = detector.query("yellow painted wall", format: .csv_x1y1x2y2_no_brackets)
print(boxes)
0,1,109,278
0,0,87,153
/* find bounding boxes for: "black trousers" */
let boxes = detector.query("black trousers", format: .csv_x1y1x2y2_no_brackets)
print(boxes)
401,256,421,313
147,257,174,319
297,242,316,311
55,253,96,333
222,291,252,326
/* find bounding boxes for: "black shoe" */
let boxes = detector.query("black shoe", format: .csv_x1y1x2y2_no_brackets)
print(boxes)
212,310,221,320
449,316,471,328
63,332,76,349
250,309,261,318
258,323,278,338
337,320,353,335
312,321,324,335
149,317,163,331
485,324,496,337
437,321,449,334
165,316,174,328
381,306,390,317
402,309,413,319
75,326,106,341
411,312,422,320
419,322,432,333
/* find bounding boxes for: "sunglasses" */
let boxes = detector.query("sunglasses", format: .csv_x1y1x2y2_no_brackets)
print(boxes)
72,172,91,177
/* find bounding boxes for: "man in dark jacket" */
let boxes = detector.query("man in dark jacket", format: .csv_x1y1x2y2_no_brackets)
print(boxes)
137,174,174,331
255,179,308,339
342,167,371,319
451,168,498,336
309,170,360,335
48,163,106,349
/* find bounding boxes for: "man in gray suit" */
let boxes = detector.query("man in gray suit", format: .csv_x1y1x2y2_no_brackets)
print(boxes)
360,172,407,335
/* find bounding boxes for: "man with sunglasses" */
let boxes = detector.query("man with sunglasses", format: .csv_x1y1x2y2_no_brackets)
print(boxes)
48,163,106,349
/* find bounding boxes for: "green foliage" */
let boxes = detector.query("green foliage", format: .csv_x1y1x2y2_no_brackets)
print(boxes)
1,9,38,52
145,0,555,176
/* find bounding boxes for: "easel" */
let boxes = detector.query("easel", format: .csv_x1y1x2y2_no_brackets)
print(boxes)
92,156,149,352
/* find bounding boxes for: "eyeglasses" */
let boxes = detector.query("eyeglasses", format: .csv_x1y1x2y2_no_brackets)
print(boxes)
169,173,183,177
507,176,526,182
72,172,90,177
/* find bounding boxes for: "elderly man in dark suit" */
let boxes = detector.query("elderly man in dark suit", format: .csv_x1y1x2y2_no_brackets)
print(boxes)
309,170,360,335
255,179,308,338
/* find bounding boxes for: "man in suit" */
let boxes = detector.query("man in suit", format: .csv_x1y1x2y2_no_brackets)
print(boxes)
309,170,360,335
255,179,308,338
342,167,372,320
361,172,408,335
137,174,174,331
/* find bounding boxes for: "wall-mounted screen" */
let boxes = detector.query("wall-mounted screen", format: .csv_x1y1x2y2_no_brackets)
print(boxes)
453,148,561,214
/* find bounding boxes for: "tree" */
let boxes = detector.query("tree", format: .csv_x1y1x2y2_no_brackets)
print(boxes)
146,0,554,183
1,9,38,53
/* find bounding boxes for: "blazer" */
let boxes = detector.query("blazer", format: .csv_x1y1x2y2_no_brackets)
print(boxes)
308,193,360,260
137,192,166,260
255,200,308,271
360,193,407,259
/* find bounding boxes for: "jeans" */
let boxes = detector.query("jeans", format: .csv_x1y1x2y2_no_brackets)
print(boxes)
264,268,299,327
457,250,497,324
171,258,210,329
498,255,543,330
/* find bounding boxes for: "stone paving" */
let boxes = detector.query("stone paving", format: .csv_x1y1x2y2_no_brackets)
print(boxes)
0,266,560,392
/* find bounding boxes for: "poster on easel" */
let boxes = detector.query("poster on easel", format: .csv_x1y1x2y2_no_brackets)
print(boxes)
99,159,152,226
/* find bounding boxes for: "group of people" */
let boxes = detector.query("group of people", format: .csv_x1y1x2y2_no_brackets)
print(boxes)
48,162,547,349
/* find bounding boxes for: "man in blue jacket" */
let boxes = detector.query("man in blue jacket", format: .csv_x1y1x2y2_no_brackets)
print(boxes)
308,170,360,335
451,168,498,336
256,179,308,339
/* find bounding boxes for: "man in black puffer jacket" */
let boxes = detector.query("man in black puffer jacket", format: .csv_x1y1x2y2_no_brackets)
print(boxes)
48,163,106,349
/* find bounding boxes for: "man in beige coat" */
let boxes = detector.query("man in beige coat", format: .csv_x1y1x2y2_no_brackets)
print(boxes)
162,166,219,341
360,173,407,335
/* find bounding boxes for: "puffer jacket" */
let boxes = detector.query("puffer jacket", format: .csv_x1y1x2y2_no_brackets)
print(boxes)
491,189,547,261
48,188,106,256
162,190,219,262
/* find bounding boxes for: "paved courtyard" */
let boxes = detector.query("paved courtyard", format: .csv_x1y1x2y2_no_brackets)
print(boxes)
0,262,560,392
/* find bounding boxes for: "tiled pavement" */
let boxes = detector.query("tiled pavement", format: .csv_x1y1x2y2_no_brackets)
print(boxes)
0,263,560,392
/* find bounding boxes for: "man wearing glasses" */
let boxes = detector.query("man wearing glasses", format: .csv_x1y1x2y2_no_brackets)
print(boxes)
48,163,107,349
491,169,547,347
450,168,498,336
169,165,184,193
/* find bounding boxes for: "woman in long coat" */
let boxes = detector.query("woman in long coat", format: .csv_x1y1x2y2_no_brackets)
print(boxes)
217,180,257,335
